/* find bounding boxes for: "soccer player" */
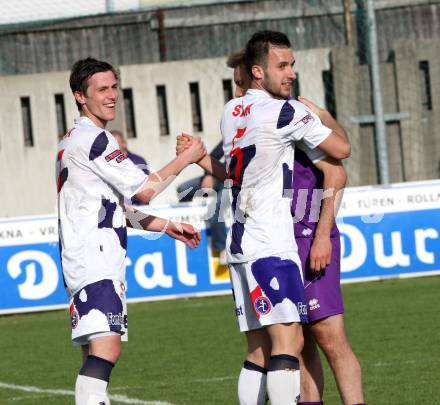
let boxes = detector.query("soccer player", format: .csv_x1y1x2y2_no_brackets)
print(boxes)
57,57,205,405
228,50,365,405
178,31,350,404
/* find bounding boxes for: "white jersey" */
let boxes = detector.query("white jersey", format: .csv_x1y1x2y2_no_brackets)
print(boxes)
56,117,147,297
221,89,332,263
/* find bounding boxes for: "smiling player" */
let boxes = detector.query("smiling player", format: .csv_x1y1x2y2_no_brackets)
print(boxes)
58,57,205,405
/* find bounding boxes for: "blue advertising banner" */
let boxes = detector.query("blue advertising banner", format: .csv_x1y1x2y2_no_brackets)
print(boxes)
337,180,440,282
0,204,231,314
1,180,439,314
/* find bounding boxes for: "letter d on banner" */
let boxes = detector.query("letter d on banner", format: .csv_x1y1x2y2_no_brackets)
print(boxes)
7,251,59,300
339,224,368,272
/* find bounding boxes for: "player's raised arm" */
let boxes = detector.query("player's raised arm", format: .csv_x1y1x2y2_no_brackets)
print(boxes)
126,207,201,249
176,134,228,182
133,137,207,204
298,96,351,160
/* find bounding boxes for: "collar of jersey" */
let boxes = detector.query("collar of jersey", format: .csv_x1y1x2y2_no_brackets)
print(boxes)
75,116,100,128
246,89,272,99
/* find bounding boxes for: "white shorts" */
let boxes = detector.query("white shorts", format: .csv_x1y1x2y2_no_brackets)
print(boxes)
229,255,308,332
69,279,128,346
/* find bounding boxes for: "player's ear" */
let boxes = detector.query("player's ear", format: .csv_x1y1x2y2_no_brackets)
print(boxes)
251,64,264,81
74,91,86,108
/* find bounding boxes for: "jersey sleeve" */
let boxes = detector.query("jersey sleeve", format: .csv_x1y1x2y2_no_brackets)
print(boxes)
76,130,148,199
276,100,332,149
296,140,327,164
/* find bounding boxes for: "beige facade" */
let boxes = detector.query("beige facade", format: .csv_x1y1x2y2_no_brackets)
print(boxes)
0,49,331,217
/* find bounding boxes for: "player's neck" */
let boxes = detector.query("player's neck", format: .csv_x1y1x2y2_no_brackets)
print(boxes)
251,82,283,100
80,111,107,129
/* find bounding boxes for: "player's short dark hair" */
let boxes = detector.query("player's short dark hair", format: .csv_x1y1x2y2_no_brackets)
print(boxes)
69,57,120,111
226,50,245,69
245,30,291,78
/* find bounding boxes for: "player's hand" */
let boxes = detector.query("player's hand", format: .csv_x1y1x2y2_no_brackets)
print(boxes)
309,235,332,272
176,133,193,156
298,96,328,119
165,222,201,249
200,174,215,190
180,136,206,164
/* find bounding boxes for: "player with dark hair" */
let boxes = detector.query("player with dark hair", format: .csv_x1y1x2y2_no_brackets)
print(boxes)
58,57,205,404
225,41,365,405
178,30,350,404
227,50,251,98
228,40,365,405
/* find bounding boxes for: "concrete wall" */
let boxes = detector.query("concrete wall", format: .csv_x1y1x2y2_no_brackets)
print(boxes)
2,0,439,75
0,48,331,217
2,40,438,218
331,39,440,186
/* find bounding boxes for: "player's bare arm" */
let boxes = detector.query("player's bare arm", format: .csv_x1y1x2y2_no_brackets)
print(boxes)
310,157,347,272
298,96,351,159
176,134,227,182
134,138,207,203
126,208,201,249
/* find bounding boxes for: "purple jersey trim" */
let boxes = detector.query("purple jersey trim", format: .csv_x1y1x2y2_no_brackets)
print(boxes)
292,148,339,238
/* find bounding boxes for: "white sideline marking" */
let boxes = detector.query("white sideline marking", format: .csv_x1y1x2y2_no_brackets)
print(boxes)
194,376,235,383
0,382,176,405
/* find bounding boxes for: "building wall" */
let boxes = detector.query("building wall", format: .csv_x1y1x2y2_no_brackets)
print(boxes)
1,0,439,75
332,39,440,185
1,39,439,218
0,48,330,217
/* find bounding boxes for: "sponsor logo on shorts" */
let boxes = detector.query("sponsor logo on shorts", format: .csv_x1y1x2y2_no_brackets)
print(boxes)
235,305,243,316
107,312,127,328
308,298,320,311
254,296,271,316
297,302,308,315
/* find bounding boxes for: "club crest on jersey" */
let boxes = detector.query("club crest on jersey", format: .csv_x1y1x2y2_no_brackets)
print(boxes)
254,296,271,316
70,303,79,329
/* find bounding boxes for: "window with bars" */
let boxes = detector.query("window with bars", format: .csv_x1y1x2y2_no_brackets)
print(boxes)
55,94,67,138
123,88,137,138
291,74,300,100
322,70,337,118
156,85,170,136
190,82,203,132
418,61,432,111
20,97,34,147
222,79,233,103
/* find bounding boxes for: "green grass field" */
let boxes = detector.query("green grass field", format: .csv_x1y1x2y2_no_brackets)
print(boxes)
0,276,439,404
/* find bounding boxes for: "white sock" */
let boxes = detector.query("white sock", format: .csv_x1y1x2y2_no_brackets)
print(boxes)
238,366,267,405
267,369,300,405
75,374,110,405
